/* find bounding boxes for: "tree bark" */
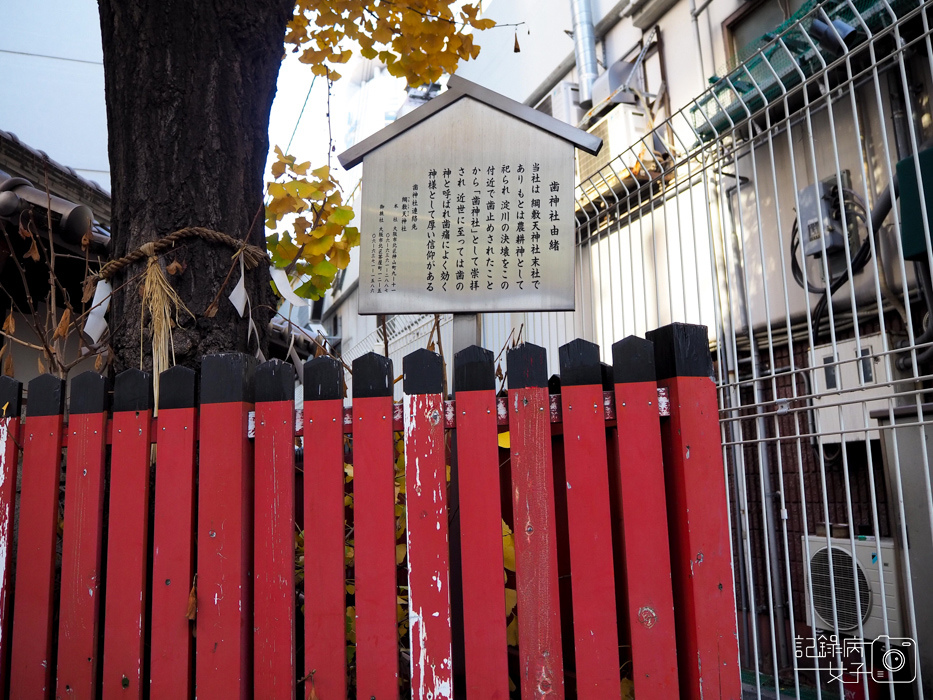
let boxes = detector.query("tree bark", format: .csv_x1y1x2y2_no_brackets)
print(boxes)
98,0,293,371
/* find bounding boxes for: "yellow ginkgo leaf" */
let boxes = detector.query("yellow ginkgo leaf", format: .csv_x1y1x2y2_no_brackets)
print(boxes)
506,617,519,646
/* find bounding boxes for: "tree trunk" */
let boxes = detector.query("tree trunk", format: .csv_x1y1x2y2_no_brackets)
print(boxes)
98,0,293,372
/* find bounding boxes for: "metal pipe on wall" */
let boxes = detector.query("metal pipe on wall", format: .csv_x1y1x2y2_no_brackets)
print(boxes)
688,0,709,87
570,0,599,106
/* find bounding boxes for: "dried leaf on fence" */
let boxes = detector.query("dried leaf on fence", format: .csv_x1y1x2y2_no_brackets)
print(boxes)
3,355,13,378
17,221,31,239
495,363,503,380
24,238,40,262
94,352,106,373
53,309,71,341
3,313,14,335
186,576,198,621
37,356,46,375
395,543,406,565
82,277,96,304
0,344,7,363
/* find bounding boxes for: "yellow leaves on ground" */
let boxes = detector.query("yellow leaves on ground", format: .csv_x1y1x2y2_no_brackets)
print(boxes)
285,0,495,88
265,146,358,301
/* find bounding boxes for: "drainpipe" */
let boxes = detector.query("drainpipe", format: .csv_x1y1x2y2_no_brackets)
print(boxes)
571,0,599,107
688,0,709,88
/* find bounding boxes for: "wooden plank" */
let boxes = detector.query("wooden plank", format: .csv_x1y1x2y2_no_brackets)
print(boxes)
646,323,741,700
302,356,347,700
0,377,22,695
103,370,154,699
253,360,296,699
610,336,679,699
402,349,453,699
453,346,509,699
351,353,399,699
150,366,198,700
558,340,621,699
197,353,256,699
244,387,672,437
506,344,564,699
9,374,65,699
57,373,110,698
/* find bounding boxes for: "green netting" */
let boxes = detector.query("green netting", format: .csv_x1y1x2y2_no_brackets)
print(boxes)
690,0,922,142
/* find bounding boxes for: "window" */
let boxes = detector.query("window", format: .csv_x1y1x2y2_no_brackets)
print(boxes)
723,0,809,66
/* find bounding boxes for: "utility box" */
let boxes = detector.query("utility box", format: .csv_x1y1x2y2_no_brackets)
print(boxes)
896,147,933,261
810,334,891,442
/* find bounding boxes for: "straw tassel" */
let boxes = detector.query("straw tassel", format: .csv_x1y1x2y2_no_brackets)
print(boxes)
139,242,192,411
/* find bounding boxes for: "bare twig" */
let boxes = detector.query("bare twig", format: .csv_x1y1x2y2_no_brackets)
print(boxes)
0,329,48,352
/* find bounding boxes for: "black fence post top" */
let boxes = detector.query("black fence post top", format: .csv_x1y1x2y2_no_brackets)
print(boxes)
200,353,257,404
506,343,548,389
454,345,494,394
113,369,153,412
255,359,295,403
558,338,602,387
645,323,714,380
0,376,23,418
403,348,443,396
352,352,393,398
69,371,112,415
159,366,198,410
612,336,657,384
26,374,65,417
304,355,343,402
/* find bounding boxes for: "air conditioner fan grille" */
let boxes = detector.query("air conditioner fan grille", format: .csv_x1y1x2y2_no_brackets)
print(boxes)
809,546,871,631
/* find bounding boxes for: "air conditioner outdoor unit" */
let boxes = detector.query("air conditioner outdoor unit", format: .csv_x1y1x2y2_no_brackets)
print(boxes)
534,81,582,126
802,536,903,640
576,103,648,185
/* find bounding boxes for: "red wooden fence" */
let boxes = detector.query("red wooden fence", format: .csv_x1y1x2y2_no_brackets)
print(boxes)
0,322,740,699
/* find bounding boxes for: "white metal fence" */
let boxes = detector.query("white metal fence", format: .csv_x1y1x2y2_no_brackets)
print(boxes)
341,1,933,696
492,0,933,697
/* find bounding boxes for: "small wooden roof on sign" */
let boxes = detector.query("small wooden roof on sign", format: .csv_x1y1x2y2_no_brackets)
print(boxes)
337,75,603,169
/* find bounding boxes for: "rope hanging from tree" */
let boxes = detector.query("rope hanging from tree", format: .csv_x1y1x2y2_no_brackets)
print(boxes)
88,226,266,411
93,226,267,281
